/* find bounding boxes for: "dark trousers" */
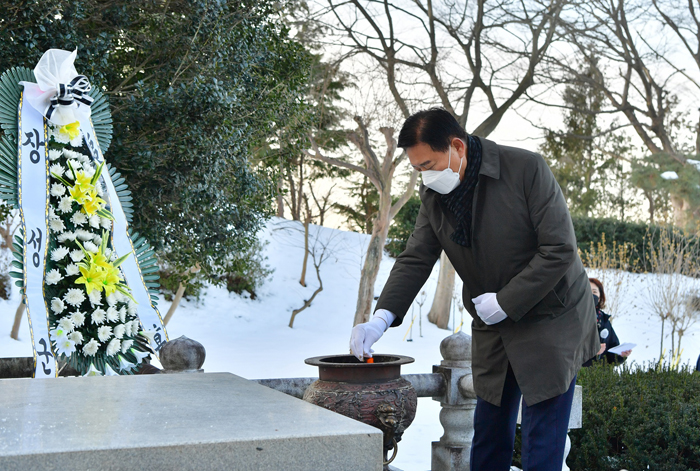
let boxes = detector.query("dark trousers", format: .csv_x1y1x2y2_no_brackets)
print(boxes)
470,365,576,471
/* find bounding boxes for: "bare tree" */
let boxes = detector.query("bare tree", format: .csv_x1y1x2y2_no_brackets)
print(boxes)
271,219,340,328
321,0,570,325
551,0,700,224
644,227,700,362
307,116,419,325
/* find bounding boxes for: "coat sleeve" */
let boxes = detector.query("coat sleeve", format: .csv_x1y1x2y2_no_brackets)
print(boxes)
496,153,577,322
374,202,442,327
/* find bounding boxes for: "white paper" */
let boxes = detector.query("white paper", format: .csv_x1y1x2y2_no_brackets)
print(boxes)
608,343,636,355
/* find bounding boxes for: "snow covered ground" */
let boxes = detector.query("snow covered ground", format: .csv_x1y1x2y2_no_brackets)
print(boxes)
2,216,699,470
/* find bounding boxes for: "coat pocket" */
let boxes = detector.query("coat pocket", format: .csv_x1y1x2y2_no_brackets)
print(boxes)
525,285,567,321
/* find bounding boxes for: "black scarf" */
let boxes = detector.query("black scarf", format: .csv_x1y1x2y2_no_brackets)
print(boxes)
441,135,482,247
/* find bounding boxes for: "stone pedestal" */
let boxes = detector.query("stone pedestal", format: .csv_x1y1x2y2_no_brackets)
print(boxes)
0,372,382,470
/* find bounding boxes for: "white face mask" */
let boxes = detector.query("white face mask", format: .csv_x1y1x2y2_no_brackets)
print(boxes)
421,141,464,194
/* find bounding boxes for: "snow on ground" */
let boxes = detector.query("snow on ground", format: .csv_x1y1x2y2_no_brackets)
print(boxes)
2,216,699,470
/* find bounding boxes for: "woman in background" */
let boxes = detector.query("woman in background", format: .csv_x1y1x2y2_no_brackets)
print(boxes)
584,277,632,366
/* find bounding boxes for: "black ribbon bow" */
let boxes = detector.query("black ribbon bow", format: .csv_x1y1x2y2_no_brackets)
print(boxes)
45,75,94,120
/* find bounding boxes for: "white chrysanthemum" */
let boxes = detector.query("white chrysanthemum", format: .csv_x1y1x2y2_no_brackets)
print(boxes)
127,300,138,317
118,307,127,323
49,218,65,233
58,196,73,213
91,308,106,325
46,269,63,285
104,247,112,258
63,149,85,161
96,183,104,197
92,235,102,246
50,297,65,314
106,293,118,306
64,288,86,307
49,207,58,220
106,307,119,323
75,229,93,241
67,160,82,173
48,149,63,161
83,165,96,178
97,325,113,342
69,249,84,263
106,338,121,356
51,246,69,261
100,217,112,230
89,214,101,229
52,129,70,144
70,310,86,327
113,324,126,339
71,212,88,227
84,241,98,253
65,263,80,276
68,331,84,345
57,316,74,333
54,336,76,356
121,339,134,354
50,183,66,197
49,164,65,178
69,135,82,147
82,339,99,356
131,320,141,336
115,291,126,303
57,231,75,243
88,289,102,306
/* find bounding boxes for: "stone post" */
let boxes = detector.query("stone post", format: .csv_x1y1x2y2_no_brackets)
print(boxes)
159,336,206,373
431,331,477,471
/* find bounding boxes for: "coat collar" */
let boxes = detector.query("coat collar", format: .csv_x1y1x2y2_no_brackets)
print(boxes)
477,136,500,180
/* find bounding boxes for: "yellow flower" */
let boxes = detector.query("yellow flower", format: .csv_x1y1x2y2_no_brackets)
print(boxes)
75,264,106,294
88,251,112,270
69,184,90,204
81,190,106,216
101,266,123,296
74,171,93,190
58,121,81,141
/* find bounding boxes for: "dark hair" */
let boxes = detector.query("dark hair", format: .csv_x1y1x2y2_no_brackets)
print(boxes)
589,277,606,309
397,107,468,152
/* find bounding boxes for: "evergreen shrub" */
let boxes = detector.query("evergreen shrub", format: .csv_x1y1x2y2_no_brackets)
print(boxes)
512,362,700,470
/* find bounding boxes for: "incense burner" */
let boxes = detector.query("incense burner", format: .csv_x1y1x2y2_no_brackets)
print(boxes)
303,354,417,467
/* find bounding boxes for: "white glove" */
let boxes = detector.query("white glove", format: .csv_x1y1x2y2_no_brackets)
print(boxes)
472,293,508,325
349,309,396,361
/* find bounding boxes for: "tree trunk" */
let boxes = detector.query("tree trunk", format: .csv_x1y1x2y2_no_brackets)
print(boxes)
276,160,285,218
671,195,690,228
163,282,186,326
289,262,324,328
427,252,455,329
353,190,392,326
300,213,310,287
10,302,25,340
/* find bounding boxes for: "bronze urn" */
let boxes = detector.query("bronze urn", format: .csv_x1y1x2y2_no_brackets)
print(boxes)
303,354,417,467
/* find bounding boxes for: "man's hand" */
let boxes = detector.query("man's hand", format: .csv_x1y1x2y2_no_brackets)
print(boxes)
472,293,508,325
597,343,606,355
349,310,395,361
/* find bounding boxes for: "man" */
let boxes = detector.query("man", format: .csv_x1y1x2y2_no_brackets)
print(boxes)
349,108,599,470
